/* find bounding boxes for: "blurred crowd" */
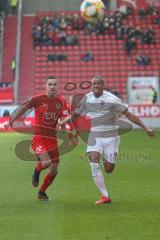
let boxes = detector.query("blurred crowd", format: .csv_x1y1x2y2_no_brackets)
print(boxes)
32,4,160,67
0,13,4,57
0,0,18,16
32,14,81,48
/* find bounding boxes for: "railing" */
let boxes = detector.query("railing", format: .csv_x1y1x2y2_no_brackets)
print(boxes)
14,0,22,104
0,13,5,82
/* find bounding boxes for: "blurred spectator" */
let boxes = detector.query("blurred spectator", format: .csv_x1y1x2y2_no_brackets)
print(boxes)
81,52,93,61
47,53,67,61
151,11,160,25
0,0,8,15
127,22,136,39
156,16,160,25
139,8,147,20
52,30,61,45
3,110,10,117
95,22,106,35
84,23,96,35
66,35,78,45
134,26,143,39
124,38,136,55
119,5,128,15
136,54,150,66
147,5,158,15
142,27,155,44
114,11,124,20
52,15,60,29
126,6,134,15
59,15,67,30
10,0,18,16
59,31,67,45
115,27,124,40
71,14,84,30
151,86,158,103
11,57,16,80
103,17,110,31
32,28,42,48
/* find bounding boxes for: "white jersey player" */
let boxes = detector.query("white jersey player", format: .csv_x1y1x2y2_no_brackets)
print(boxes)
58,76,155,204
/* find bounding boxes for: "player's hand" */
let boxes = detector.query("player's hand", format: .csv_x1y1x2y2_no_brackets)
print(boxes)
144,128,155,138
56,123,61,130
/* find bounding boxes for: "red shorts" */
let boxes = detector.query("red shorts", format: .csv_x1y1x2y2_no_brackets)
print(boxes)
32,136,59,163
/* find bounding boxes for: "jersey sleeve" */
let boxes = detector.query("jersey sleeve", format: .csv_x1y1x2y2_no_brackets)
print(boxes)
24,96,40,109
74,95,87,116
116,100,127,113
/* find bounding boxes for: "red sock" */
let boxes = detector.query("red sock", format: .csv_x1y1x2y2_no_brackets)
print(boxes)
39,174,55,192
36,162,43,172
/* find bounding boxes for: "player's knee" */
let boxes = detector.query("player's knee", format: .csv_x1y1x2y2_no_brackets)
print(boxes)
104,163,115,174
88,152,100,163
49,164,58,177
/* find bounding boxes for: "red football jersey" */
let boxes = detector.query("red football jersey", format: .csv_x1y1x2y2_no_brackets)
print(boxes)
25,94,68,138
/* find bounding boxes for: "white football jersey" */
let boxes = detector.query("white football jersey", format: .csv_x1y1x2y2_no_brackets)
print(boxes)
75,91,127,132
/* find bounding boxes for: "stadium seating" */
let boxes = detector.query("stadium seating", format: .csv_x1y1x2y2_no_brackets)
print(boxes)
18,16,35,103
32,10,160,100
1,16,17,83
3,11,160,103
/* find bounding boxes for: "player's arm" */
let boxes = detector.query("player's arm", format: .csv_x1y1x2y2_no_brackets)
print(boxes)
4,104,28,129
57,112,80,128
123,109,155,138
58,94,86,128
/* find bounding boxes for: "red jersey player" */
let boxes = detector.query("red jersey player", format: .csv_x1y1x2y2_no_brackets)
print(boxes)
5,76,69,201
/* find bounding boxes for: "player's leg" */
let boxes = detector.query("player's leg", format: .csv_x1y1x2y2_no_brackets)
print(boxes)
38,162,58,201
32,138,53,187
38,147,59,201
32,151,52,187
103,136,120,174
103,161,115,174
87,148,111,204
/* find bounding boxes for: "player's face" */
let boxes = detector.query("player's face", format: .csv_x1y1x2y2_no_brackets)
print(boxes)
92,79,104,97
46,78,59,97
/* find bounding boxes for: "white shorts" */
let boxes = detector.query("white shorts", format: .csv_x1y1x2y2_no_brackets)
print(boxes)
87,136,120,164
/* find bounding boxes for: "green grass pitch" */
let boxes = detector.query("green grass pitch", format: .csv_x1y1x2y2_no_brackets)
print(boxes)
0,130,159,240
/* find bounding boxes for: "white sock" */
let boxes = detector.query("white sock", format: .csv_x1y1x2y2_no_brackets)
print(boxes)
90,162,108,198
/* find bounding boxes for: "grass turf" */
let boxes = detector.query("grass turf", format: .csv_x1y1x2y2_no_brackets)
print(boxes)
0,130,159,240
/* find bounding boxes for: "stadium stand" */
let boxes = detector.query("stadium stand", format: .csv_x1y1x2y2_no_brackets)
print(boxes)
0,13,4,80
18,16,35,103
0,16,16,103
1,6,160,103
1,16,17,83
32,9,160,100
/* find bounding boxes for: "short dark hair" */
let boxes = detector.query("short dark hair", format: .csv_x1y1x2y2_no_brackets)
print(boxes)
47,76,56,80
46,76,59,83
92,75,104,83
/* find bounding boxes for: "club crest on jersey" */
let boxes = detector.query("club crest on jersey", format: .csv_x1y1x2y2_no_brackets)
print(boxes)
56,103,61,109
41,102,48,107
100,101,105,105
